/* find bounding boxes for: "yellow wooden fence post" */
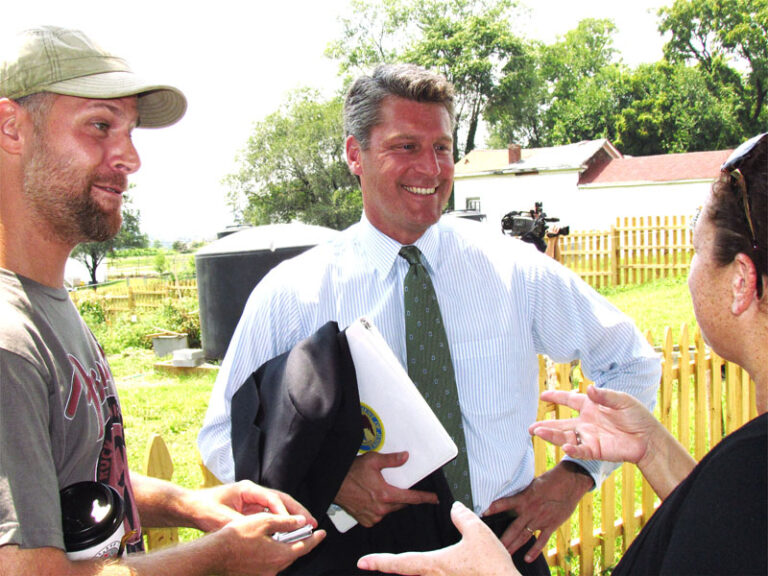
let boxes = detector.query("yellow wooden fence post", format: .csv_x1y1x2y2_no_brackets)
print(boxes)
710,348,724,447
144,434,179,550
199,457,222,489
640,330,657,527
577,373,595,576
694,328,709,460
611,224,620,286
579,491,595,576
601,475,617,571
621,462,636,551
660,327,674,430
678,324,691,451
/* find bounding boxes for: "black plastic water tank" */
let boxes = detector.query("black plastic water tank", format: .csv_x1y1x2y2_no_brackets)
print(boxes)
195,223,340,360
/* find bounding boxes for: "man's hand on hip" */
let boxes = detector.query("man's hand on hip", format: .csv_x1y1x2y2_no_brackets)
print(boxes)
484,461,593,563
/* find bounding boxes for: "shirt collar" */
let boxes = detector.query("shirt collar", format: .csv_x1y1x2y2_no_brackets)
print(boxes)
412,224,440,273
357,213,442,277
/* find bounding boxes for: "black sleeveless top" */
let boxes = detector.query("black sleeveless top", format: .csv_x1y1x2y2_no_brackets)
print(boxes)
614,413,767,575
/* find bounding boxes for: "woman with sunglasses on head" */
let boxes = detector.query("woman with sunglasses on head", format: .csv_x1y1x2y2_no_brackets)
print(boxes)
358,133,768,576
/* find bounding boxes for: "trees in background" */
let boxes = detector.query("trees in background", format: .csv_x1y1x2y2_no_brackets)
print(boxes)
659,0,767,130
71,194,148,285
327,0,524,159
612,61,745,155
485,18,624,148
486,0,765,154
225,0,766,226
225,88,360,230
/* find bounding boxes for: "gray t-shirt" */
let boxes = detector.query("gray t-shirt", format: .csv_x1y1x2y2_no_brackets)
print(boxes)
0,269,142,552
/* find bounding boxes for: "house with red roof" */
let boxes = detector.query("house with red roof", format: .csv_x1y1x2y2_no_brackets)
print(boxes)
453,140,731,233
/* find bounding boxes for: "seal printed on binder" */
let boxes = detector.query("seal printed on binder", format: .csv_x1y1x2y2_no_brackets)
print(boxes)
329,317,458,532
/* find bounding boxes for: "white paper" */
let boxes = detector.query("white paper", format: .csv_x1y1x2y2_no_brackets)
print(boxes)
329,317,458,532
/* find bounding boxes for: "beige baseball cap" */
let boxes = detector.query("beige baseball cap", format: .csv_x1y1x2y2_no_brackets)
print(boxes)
0,26,187,128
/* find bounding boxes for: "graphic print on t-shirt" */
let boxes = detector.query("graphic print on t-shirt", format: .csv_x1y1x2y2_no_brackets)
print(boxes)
64,352,144,552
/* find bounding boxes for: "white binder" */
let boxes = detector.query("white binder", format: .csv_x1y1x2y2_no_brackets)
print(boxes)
328,317,458,533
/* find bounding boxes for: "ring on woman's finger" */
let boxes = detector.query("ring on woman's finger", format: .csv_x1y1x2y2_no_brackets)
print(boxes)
525,526,535,536
574,430,582,445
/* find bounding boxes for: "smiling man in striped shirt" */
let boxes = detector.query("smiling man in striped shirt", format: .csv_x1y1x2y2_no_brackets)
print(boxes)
198,63,661,576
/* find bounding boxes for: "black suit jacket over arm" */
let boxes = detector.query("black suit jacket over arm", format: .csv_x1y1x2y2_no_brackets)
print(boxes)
230,321,459,575
231,321,362,520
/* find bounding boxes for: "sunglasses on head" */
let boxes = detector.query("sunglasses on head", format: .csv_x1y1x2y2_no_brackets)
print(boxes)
720,133,767,250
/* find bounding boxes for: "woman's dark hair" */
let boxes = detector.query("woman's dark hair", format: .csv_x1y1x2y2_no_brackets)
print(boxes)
707,133,767,297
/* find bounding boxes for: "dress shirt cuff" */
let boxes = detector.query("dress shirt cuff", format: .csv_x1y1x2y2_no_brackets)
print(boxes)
561,458,614,491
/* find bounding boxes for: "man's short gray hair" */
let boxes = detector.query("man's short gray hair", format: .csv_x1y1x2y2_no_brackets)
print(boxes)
14,92,55,132
343,63,455,150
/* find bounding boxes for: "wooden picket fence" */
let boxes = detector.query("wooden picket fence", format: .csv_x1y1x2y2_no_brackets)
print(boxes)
533,324,756,575
557,215,694,290
141,322,756,574
70,277,197,315
73,216,694,317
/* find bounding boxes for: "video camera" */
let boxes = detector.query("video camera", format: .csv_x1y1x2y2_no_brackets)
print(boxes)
501,202,569,253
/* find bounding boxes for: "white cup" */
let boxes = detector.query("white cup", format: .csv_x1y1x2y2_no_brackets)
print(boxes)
60,481,126,560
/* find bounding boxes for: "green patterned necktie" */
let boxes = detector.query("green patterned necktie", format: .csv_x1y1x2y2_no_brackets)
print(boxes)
399,245,472,507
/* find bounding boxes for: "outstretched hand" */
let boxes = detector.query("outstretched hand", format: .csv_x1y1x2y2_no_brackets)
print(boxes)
188,480,319,533
531,385,695,501
358,501,519,576
529,385,660,465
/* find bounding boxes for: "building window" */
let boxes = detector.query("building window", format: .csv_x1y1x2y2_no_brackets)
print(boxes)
466,197,481,211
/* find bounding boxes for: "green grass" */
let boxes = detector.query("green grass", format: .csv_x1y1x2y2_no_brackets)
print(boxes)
113,348,217,542
598,275,696,343
107,253,195,278
114,348,215,484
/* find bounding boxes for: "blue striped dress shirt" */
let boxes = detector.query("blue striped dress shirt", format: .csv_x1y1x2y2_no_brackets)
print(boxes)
198,215,660,514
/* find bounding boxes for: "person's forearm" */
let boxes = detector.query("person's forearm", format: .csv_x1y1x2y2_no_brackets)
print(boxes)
120,533,226,576
0,540,223,576
559,461,596,491
635,424,696,500
72,538,223,576
130,473,198,529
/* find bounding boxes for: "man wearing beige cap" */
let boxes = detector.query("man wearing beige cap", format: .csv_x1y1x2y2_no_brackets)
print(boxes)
0,25,324,575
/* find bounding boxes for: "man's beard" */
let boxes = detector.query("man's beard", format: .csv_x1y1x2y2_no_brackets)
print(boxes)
23,137,126,245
